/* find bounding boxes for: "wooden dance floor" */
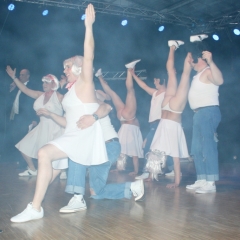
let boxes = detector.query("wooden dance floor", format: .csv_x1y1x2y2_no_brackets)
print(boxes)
0,160,240,240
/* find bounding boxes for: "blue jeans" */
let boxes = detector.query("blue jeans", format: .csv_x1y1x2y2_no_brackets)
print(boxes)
191,106,221,181
143,120,160,157
65,140,132,199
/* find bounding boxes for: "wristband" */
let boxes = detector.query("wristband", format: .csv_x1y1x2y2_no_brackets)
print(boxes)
92,113,99,121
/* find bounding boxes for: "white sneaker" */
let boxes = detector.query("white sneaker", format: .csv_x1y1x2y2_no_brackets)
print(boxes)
95,68,102,77
135,172,149,180
59,171,67,180
125,59,141,69
59,195,87,213
168,40,184,49
19,167,37,177
10,203,44,223
190,34,208,42
186,180,206,190
130,180,144,201
195,182,216,194
165,170,182,177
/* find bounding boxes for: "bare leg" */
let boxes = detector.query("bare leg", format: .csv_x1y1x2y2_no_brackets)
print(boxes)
169,53,192,111
121,70,137,119
21,152,36,171
50,169,62,183
129,156,139,176
162,45,178,106
166,157,181,188
98,76,125,117
32,144,68,211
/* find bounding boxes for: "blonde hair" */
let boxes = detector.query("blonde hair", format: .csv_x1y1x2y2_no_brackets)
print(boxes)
42,74,59,90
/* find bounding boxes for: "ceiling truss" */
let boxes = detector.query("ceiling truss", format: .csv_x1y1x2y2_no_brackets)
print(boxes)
99,69,147,81
14,0,240,32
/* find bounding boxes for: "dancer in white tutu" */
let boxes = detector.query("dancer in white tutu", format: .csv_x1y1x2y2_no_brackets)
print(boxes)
95,61,143,176
150,40,192,188
5,68,66,177
11,4,108,223
129,66,166,181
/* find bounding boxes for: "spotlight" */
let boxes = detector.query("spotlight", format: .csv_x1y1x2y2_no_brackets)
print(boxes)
121,20,128,26
233,28,240,36
158,26,165,32
42,10,49,16
81,14,86,20
8,3,15,11
212,34,219,41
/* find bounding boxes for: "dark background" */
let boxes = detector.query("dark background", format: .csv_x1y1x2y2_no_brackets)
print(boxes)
0,1,240,163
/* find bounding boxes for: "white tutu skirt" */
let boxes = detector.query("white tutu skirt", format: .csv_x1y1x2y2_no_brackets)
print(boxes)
118,124,143,158
150,119,189,158
15,118,68,170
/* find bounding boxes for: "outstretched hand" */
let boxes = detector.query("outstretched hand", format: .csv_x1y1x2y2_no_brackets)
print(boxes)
6,66,16,80
85,4,95,28
128,68,135,76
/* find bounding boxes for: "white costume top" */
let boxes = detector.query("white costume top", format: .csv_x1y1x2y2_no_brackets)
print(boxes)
149,91,165,122
99,115,118,141
188,67,219,110
49,83,107,166
15,91,67,169
150,119,189,158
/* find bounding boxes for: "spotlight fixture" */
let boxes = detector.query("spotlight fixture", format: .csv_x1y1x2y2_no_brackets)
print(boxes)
81,14,86,20
233,28,240,36
212,34,219,41
158,26,165,32
8,3,15,11
42,10,49,16
121,20,128,26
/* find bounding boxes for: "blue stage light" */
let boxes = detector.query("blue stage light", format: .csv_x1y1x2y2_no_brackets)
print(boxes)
121,20,128,26
212,34,219,41
42,10,49,16
81,14,86,20
158,26,165,32
8,3,15,11
233,28,240,36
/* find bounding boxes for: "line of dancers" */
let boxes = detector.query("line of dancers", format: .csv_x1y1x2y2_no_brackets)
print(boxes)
5,4,223,223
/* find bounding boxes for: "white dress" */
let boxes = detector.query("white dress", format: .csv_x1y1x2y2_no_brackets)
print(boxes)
150,119,189,158
118,124,143,158
15,91,67,169
49,83,107,166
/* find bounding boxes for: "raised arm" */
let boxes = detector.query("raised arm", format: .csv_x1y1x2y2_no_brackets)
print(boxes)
202,51,224,86
6,66,43,99
129,68,156,95
81,4,95,84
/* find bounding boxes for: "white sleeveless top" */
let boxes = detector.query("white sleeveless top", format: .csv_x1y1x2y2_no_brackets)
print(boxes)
49,83,107,166
149,91,165,122
188,67,219,110
99,115,118,141
34,91,63,117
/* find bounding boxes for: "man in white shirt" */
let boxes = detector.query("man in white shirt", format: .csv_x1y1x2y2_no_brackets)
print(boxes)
186,38,224,194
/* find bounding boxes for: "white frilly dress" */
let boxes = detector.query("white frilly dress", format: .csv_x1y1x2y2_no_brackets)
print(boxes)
15,91,67,169
49,83,107,166
150,119,189,158
118,124,143,158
